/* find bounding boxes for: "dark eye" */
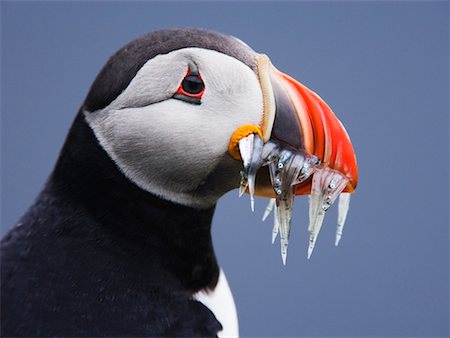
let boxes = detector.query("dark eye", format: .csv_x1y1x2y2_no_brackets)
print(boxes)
182,76,204,95
174,69,205,105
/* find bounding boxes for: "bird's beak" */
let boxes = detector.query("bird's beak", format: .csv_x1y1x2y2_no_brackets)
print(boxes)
228,54,359,262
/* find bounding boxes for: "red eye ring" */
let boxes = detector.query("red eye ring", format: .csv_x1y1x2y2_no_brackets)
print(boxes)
176,69,205,100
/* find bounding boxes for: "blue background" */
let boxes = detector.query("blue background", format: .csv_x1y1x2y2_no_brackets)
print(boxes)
1,1,449,337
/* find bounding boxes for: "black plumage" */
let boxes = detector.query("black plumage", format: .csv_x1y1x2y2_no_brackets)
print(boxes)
1,113,220,336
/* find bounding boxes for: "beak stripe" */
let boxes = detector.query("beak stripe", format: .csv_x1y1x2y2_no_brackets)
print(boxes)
276,71,314,155
297,84,332,165
293,82,357,191
270,75,304,150
256,55,276,142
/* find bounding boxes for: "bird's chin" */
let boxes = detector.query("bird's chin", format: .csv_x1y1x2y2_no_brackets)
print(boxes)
184,153,243,207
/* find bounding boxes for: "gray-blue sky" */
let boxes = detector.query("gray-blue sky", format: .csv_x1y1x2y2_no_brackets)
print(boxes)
1,1,449,336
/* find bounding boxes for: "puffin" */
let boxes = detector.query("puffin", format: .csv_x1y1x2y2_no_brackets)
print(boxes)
1,28,358,337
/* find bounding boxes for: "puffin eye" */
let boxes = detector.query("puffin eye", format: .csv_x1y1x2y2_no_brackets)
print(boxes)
174,69,205,105
182,76,204,95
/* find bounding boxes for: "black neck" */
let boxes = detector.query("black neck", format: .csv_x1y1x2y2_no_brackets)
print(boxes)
47,113,219,292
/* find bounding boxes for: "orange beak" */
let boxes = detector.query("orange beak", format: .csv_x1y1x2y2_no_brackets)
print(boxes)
256,55,358,196
229,55,359,262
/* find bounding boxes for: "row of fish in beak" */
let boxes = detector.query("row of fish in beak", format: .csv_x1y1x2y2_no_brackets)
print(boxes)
238,133,351,265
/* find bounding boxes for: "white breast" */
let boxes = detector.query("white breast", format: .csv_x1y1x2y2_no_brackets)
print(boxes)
193,269,239,338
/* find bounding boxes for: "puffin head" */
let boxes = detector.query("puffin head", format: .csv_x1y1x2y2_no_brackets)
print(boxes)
78,28,358,261
83,29,263,208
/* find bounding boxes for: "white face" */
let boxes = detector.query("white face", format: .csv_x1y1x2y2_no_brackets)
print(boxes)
85,48,263,208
